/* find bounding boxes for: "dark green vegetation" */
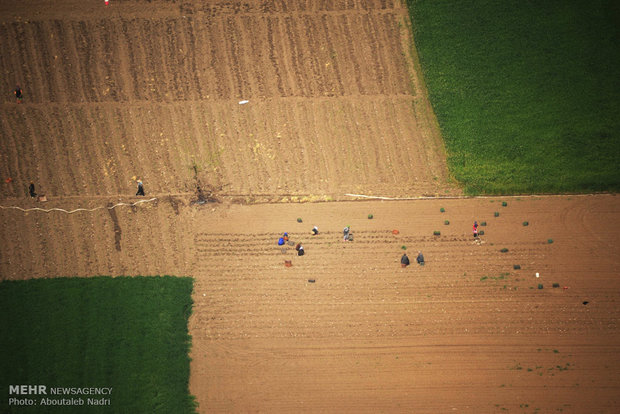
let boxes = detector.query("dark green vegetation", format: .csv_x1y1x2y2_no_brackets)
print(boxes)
408,0,620,194
0,276,196,414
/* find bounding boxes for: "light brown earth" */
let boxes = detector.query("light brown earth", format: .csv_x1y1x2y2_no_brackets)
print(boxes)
1,1,619,413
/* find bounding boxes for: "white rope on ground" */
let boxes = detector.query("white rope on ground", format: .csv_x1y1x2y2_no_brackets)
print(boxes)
0,198,158,214
345,194,428,200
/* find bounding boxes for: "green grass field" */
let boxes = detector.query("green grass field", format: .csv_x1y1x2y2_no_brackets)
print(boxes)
408,0,620,194
0,276,196,414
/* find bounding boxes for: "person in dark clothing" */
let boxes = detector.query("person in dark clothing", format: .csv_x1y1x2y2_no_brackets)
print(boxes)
14,86,23,103
416,251,425,265
136,180,145,196
401,253,410,267
28,182,37,198
312,226,319,235
296,243,305,256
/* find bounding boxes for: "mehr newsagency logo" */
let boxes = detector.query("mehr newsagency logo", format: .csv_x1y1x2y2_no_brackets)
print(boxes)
8,385,112,407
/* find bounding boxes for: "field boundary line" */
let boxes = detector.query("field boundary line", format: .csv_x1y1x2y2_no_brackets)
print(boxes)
344,193,611,200
0,198,158,214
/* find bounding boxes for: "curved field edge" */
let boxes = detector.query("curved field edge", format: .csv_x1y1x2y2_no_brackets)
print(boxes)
407,0,620,195
0,276,197,414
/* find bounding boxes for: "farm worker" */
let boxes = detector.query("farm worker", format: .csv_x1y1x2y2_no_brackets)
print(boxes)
278,237,285,246
283,232,289,242
473,222,478,238
28,182,37,198
343,226,350,241
14,85,22,103
296,243,305,256
416,251,425,265
401,253,410,267
136,180,145,196
312,226,319,235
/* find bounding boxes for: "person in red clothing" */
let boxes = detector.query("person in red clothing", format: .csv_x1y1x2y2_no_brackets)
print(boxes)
473,221,479,238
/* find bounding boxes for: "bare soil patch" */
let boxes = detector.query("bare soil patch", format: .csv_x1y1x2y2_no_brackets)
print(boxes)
2,195,619,412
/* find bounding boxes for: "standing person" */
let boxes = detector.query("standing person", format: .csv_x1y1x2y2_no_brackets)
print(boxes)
14,85,23,103
473,221,478,238
343,226,350,241
136,180,145,196
28,182,37,198
401,253,410,268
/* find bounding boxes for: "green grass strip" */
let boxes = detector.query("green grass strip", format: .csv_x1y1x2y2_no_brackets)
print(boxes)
408,0,620,194
0,276,196,414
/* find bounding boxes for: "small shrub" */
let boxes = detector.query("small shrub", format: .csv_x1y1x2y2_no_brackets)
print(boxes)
444,220,450,225
538,284,543,289
368,214,373,219
500,248,508,253
401,245,407,250
552,283,560,288
433,230,441,236
523,221,529,226
479,230,485,235
440,207,445,213
297,217,303,223
548,239,554,244
494,212,500,217
513,264,521,270
481,221,487,226
502,201,508,207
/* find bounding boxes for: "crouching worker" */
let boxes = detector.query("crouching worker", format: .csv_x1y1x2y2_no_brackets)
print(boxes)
312,226,319,236
416,251,425,265
296,243,305,256
401,253,410,268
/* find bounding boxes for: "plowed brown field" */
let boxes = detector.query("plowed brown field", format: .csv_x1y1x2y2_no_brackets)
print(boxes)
1,0,454,200
1,1,619,413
